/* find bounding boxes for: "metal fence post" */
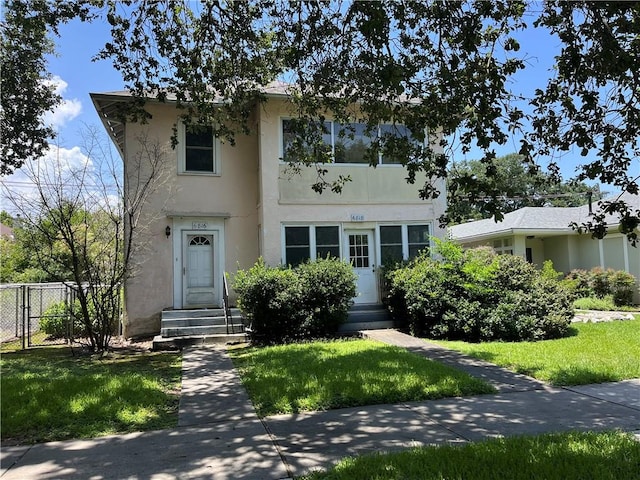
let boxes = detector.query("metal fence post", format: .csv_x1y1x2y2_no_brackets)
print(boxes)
20,285,26,350
14,287,19,339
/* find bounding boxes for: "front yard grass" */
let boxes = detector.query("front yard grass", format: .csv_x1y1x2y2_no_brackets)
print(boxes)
433,318,640,385
229,338,495,417
302,431,640,480
0,346,182,445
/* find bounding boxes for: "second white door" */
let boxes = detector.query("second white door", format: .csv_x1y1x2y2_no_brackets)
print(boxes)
345,230,378,304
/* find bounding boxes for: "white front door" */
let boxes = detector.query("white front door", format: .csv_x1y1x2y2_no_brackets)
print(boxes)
345,230,378,304
183,234,217,307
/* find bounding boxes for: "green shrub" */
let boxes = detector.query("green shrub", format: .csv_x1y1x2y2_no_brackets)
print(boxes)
573,296,618,311
40,300,89,339
386,242,574,342
296,259,356,337
590,267,612,298
564,267,637,307
609,270,636,306
233,257,356,343
233,259,301,343
562,269,592,299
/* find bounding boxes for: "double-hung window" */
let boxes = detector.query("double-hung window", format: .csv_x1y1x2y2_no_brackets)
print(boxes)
379,224,431,265
178,123,219,174
283,225,340,266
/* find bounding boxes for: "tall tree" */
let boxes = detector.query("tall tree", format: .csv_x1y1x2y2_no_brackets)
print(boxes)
2,127,168,351
2,1,638,240
0,0,94,175
447,154,598,223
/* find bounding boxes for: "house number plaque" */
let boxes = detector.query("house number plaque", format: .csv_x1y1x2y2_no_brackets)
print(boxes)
192,222,208,230
350,214,365,222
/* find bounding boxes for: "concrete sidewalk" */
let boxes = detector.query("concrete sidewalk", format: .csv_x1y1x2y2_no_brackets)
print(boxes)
1,346,289,480
2,333,639,479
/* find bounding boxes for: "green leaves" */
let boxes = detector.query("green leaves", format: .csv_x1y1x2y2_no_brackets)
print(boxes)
2,1,638,241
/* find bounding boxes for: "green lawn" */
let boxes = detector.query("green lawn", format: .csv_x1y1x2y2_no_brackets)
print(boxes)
302,431,640,480
434,319,640,385
1,346,182,445
229,339,495,417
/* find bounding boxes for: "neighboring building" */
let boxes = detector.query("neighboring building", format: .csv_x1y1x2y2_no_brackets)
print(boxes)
92,84,447,337
0,223,14,241
449,192,640,299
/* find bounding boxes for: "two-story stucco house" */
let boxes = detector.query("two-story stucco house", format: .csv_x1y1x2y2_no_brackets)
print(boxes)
91,84,447,338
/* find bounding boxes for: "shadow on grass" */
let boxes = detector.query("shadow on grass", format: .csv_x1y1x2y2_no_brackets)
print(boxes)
546,367,620,386
1,346,181,445
302,431,640,480
231,339,495,416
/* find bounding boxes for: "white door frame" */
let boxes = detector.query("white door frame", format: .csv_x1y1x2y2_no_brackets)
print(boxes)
344,228,378,304
171,217,225,309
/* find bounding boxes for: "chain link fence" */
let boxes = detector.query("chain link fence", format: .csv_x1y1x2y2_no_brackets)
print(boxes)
1,283,72,348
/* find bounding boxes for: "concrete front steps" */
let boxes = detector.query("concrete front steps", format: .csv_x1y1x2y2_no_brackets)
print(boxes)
153,304,395,349
153,308,247,350
340,304,395,333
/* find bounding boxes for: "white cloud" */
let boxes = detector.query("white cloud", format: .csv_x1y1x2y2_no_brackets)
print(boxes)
42,76,82,131
1,145,93,210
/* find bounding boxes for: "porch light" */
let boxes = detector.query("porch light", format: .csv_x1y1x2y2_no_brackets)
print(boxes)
165,226,171,238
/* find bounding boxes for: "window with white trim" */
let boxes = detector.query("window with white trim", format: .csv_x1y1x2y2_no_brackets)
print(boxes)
178,123,219,174
493,238,513,255
283,225,340,266
281,119,421,165
380,226,403,264
379,224,431,265
408,225,430,258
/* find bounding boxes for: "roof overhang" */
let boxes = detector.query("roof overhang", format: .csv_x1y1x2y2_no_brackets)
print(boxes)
90,93,132,159
450,227,578,244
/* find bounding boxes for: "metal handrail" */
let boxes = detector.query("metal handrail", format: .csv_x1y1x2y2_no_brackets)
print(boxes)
222,273,232,334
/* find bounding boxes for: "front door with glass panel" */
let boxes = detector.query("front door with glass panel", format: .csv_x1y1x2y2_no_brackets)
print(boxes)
345,230,378,304
183,234,217,307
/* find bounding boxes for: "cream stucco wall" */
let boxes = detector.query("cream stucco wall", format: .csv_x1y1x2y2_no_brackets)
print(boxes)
544,236,572,273
257,98,448,266
123,103,259,337
120,96,450,336
525,237,546,266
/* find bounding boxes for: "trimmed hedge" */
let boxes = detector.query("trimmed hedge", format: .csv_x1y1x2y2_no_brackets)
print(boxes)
564,267,637,306
233,257,356,343
386,241,574,342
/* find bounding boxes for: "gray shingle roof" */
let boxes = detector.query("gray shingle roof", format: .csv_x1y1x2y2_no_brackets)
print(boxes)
449,192,639,241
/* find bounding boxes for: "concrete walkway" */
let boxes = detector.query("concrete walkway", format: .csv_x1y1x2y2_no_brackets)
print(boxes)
2,332,640,479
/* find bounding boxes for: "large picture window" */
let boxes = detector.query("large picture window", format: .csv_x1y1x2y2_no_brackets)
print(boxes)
281,119,332,163
281,119,421,165
283,225,340,266
178,123,219,174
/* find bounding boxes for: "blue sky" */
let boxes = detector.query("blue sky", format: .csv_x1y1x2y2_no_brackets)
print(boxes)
3,12,637,200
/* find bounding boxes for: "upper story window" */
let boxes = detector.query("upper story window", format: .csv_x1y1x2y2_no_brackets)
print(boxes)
178,123,219,175
281,119,421,166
